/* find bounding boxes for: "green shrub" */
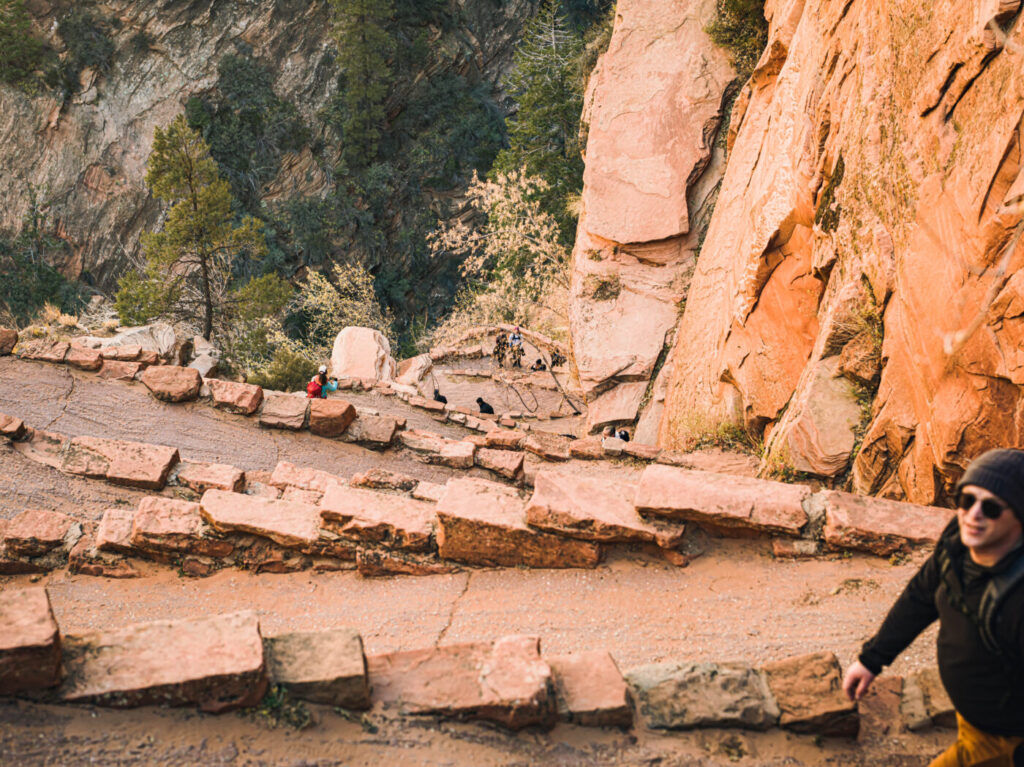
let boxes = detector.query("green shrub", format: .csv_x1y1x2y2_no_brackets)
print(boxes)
0,0,48,87
706,0,768,82
247,348,318,392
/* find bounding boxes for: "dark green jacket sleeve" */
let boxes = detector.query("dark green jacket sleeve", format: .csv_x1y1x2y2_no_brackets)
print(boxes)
858,552,940,675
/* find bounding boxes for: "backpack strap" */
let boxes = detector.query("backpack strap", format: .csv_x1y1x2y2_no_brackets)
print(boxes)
978,549,1024,658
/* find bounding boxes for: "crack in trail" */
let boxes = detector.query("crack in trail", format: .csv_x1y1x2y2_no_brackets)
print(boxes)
42,369,76,431
435,571,472,647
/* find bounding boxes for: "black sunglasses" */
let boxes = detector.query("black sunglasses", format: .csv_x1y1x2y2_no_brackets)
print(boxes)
956,491,1010,520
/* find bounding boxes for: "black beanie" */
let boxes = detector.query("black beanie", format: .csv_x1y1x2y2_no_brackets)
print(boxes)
955,448,1024,524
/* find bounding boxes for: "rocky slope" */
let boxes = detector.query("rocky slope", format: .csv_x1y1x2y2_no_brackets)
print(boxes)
585,0,1024,505
0,0,532,291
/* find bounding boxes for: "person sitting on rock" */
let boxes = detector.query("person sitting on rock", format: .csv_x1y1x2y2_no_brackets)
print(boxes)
307,366,337,398
550,351,566,368
615,428,630,442
433,388,448,405
530,358,547,372
476,396,495,415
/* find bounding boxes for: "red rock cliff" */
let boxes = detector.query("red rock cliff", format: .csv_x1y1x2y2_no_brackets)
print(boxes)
656,0,1024,503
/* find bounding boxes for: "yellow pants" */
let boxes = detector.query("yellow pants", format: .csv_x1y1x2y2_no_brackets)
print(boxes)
929,714,1024,767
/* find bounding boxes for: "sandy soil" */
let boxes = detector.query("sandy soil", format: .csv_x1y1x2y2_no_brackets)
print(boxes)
0,356,953,765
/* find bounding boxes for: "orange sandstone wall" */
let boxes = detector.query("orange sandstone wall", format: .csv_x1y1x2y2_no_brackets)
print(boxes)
658,0,1024,504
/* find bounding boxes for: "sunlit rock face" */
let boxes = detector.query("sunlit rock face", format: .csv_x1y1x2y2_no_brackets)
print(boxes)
567,0,735,438
659,0,1024,503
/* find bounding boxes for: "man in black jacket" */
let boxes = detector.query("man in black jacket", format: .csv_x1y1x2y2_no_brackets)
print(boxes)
843,449,1024,766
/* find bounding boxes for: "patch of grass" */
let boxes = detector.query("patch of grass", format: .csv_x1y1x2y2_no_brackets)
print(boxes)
705,0,768,83
245,684,315,730
584,272,621,301
679,413,762,455
814,153,845,233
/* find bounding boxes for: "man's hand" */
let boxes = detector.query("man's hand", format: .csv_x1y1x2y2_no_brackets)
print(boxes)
842,661,877,701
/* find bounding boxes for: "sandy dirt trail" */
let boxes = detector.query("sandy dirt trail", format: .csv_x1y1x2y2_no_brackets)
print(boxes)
0,356,948,765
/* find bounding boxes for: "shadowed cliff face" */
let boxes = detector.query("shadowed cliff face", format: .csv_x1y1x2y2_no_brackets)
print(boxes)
0,0,337,288
567,0,735,439
0,0,532,294
657,0,1024,503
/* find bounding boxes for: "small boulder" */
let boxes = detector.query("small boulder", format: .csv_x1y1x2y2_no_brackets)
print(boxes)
309,398,356,438
569,437,604,460
634,464,809,537
901,667,955,731
395,354,432,388
0,328,17,355
320,484,436,551
409,396,446,413
341,414,399,447
141,365,202,402
130,496,233,558
208,379,263,415
0,587,61,695
0,413,26,441
62,435,179,490
330,327,396,382
523,431,572,462
188,354,219,378
268,461,343,494
349,467,418,492
20,340,70,363
485,429,525,450
525,472,683,545
96,508,136,554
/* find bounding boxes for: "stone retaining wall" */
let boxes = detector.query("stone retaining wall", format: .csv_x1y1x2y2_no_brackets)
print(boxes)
0,587,954,737
1,410,955,579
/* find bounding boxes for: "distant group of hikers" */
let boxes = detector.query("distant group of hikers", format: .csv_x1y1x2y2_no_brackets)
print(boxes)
493,326,566,372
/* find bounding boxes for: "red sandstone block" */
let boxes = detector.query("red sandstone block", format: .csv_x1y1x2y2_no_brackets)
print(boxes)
0,587,61,695
821,490,955,556
548,651,632,727
60,611,267,712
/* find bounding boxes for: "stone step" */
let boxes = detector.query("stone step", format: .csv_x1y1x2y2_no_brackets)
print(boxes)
129,496,234,559
761,651,858,736
821,490,954,555
61,435,179,491
634,464,809,537
525,472,684,546
201,490,321,550
176,461,245,494
0,587,61,696
436,478,601,568
366,635,555,730
207,379,263,415
320,484,435,552
548,651,632,727
263,629,369,709
625,661,780,731
60,611,267,712
259,394,309,430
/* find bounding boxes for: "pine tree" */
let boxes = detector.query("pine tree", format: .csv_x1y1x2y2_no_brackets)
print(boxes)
493,0,585,241
330,0,396,167
116,116,267,340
